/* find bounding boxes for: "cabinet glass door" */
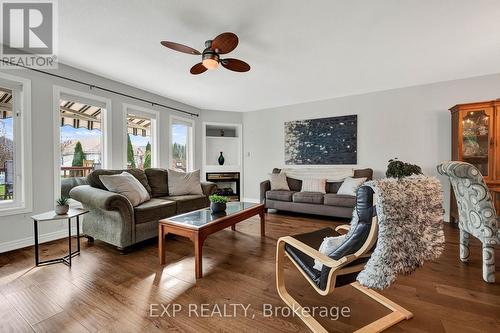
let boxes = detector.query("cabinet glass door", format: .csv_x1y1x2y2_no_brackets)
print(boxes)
461,109,493,177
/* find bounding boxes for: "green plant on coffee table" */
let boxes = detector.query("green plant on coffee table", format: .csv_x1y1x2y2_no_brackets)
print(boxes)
56,196,70,206
209,194,229,204
386,158,423,179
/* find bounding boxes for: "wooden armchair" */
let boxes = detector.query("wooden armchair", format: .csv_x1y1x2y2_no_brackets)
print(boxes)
276,186,413,333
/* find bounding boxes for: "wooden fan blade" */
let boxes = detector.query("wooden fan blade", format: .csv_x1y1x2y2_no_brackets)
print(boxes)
161,41,201,55
211,32,238,54
221,58,250,72
190,63,207,75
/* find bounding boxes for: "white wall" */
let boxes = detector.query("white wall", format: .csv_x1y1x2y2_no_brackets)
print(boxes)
0,63,201,252
242,73,500,220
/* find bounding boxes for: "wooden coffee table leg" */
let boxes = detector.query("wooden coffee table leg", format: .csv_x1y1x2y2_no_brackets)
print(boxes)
159,224,166,265
259,210,266,236
194,233,206,279
231,225,236,231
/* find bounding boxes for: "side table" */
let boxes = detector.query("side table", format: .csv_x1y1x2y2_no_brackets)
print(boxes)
30,208,88,267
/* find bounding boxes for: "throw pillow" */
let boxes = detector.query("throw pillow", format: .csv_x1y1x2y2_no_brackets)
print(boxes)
167,169,203,196
99,171,150,207
313,235,347,270
301,178,327,193
337,177,367,196
269,173,290,191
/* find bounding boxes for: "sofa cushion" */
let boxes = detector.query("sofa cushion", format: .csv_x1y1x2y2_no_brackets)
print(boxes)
293,192,324,204
160,194,207,214
269,173,290,191
266,190,296,202
134,198,176,224
87,169,152,194
286,177,303,192
272,169,302,191
61,177,88,198
167,169,203,196
300,179,326,193
99,172,151,207
337,177,367,196
326,181,342,194
145,168,169,197
354,168,373,180
324,193,356,208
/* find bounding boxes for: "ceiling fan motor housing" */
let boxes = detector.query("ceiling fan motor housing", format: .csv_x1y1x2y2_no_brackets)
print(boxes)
202,49,219,63
203,40,219,63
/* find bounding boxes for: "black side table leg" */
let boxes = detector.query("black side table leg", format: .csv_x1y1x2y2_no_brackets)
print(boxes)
68,217,72,266
34,220,39,266
76,215,80,253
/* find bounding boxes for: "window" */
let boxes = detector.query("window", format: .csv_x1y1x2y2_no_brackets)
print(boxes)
124,105,158,170
170,116,194,172
0,87,14,203
0,74,32,215
54,87,110,200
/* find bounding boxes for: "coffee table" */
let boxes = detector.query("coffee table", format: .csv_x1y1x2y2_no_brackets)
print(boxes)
158,202,265,278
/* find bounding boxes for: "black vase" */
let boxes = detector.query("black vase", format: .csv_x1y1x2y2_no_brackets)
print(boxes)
218,152,225,165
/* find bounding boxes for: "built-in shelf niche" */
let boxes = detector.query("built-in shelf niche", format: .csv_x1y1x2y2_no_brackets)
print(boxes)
203,122,242,172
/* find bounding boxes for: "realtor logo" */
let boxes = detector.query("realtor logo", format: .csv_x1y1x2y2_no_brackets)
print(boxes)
1,0,58,68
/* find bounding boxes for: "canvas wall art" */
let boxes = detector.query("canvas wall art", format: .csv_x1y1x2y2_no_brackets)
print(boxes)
284,115,357,165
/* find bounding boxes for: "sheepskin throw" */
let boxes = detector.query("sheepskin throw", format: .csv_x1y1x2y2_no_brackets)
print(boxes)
357,176,445,289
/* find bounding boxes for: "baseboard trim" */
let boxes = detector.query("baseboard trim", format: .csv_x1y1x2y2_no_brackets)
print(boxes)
0,227,78,254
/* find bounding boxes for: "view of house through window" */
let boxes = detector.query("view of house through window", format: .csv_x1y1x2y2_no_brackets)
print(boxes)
59,98,103,194
126,112,154,169
171,118,193,172
0,88,13,202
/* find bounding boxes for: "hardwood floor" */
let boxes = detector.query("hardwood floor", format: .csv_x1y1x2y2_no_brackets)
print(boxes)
0,212,499,333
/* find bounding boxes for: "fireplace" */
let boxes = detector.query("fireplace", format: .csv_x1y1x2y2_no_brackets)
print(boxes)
206,172,240,201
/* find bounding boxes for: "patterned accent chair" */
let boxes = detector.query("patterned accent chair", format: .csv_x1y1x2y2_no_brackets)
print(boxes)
437,161,499,283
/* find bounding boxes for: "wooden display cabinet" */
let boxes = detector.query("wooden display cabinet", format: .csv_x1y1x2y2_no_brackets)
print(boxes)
449,100,500,222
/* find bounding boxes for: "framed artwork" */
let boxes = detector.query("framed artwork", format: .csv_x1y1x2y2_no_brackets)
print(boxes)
284,115,357,165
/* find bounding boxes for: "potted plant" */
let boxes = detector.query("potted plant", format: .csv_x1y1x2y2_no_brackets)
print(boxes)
55,196,70,215
209,194,229,213
386,158,423,179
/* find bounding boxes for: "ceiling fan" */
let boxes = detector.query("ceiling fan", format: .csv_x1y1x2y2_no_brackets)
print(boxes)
160,32,250,75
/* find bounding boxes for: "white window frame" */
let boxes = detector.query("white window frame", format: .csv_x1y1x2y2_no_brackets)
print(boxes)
53,86,112,204
0,73,32,216
169,115,195,172
122,103,159,169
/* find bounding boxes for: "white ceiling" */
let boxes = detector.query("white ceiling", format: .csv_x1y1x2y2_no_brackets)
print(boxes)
59,0,500,112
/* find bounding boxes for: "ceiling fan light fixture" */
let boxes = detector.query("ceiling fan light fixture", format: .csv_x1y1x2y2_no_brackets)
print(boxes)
202,57,219,70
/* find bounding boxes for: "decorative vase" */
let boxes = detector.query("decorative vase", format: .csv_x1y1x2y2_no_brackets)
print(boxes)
210,202,226,213
55,204,69,215
218,152,225,165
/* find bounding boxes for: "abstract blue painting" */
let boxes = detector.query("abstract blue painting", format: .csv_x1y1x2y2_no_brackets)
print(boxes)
284,115,357,165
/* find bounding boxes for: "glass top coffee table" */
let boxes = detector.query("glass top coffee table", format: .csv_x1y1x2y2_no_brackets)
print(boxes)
158,202,266,279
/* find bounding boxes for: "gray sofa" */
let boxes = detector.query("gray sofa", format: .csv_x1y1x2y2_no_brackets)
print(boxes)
260,168,373,218
70,168,217,250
